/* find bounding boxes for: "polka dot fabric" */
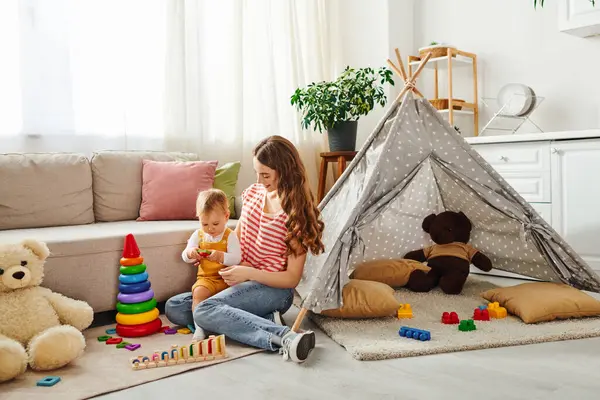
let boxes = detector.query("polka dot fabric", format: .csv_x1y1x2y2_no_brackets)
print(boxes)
295,94,600,314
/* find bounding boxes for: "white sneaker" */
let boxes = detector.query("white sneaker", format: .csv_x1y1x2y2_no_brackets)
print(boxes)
192,325,206,341
279,330,316,363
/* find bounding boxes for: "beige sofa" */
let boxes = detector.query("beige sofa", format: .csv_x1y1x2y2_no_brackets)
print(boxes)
0,150,239,313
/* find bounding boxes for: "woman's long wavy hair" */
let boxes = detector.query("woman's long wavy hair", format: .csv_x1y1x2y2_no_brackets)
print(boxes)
253,135,325,257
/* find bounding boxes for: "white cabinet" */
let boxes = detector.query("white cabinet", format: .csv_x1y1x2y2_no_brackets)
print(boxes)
550,139,600,270
559,0,600,38
470,135,600,273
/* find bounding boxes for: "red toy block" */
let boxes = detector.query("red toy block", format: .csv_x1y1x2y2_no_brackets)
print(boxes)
106,338,123,345
159,326,171,333
442,311,459,324
122,234,141,258
473,308,490,321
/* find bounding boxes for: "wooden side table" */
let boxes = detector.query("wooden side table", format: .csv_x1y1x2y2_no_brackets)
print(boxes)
317,151,357,202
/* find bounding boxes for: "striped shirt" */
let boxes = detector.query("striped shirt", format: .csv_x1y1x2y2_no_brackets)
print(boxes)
239,183,288,272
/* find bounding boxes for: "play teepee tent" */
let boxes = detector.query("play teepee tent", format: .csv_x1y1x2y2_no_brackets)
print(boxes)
291,50,600,330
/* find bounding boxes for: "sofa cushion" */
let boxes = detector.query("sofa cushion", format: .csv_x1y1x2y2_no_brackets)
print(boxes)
213,162,242,218
138,159,218,221
91,150,200,222
0,219,238,312
0,152,94,230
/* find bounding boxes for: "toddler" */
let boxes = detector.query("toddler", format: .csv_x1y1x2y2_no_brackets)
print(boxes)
182,188,241,340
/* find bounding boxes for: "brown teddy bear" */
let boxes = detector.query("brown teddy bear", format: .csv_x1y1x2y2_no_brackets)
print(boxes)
404,211,492,295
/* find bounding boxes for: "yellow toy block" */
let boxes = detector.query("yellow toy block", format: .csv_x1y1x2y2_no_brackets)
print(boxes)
397,304,413,319
177,328,192,334
487,302,507,319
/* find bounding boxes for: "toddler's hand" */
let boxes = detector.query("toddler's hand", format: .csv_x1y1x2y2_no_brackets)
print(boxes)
187,248,202,261
207,250,224,264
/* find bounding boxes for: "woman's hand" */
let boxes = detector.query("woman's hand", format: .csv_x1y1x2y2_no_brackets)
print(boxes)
219,265,256,286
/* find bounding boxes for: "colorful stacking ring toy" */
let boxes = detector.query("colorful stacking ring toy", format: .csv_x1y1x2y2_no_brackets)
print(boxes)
116,307,160,325
117,289,155,304
120,264,147,275
119,271,149,284
116,298,157,314
116,318,162,337
120,256,144,266
119,281,151,294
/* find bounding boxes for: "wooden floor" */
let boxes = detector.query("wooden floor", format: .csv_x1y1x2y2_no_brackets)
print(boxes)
99,277,600,400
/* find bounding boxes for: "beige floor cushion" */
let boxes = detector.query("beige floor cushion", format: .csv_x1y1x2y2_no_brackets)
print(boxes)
481,281,600,324
351,258,431,287
320,279,401,319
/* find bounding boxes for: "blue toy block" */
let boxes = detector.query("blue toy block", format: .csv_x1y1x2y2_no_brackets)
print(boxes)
105,328,117,335
37,376,61,387
478,305,487,310
187,324,196,333
398,326,431,341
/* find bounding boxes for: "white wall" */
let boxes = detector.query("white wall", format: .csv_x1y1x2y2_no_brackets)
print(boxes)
332,0,390,147
413,0,600,136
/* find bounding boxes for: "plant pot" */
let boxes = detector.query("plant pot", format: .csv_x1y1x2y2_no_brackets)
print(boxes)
327,121,357,152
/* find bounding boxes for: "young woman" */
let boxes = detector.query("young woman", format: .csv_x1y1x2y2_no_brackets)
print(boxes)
165,135,325,363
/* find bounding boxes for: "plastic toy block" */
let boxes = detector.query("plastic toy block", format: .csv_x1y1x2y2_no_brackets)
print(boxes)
397,304,413,319
164,328,177,335
105,328,117,335
37,376,61,387
177,328,192,334
125,344,141,351
123,234,141,258
187,324,196,333
159,326,171,333
116,342,131,349
398,326,431,341
473,308,490,321
488,302,507,319
458,319,477,332
478,305,487,310
106,338,123,345
97,335,112,342
441,311,459,324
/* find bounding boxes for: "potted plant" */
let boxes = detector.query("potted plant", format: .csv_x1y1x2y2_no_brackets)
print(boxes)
290,66,395,152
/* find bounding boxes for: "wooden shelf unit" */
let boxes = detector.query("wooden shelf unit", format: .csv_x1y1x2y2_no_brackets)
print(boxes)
408,48,478,136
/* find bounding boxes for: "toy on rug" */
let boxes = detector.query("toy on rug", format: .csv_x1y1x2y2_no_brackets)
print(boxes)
0,239,93,383
397,304,413,319
487,302,507,319
404,211,493,295
116,234,162,338
130,334,227,370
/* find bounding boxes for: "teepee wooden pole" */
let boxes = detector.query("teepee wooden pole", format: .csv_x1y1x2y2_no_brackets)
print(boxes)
392,50,431,103
411,52,432,81
291,307,308,332
386,59,405,81
395,48,409,82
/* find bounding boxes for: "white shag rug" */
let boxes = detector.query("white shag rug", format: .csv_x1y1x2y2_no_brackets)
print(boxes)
308,277,600,360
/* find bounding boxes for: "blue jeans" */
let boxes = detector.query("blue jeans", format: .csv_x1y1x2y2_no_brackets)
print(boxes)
165,281,294,351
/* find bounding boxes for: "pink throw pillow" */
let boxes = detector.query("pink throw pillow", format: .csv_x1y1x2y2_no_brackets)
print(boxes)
137,159,218,221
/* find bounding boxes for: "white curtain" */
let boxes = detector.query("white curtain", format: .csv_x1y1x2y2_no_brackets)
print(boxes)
163,0,338,192
0,0,340,190
0,0,166,142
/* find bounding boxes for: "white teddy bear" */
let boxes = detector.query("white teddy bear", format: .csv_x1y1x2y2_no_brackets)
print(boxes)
0,239,94,383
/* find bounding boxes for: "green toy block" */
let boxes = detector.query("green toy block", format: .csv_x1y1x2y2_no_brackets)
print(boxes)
116,342,131,349
458,319,476,332
97,335,112,342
